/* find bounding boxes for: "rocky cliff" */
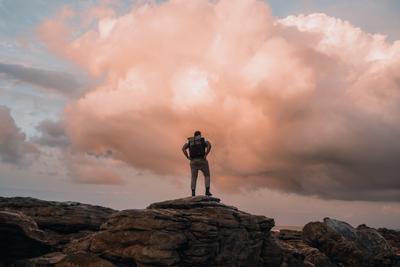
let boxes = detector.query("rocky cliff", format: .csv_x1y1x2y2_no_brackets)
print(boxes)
0,196,399,267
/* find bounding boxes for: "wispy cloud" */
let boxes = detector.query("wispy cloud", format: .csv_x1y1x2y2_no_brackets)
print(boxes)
0,62,81,96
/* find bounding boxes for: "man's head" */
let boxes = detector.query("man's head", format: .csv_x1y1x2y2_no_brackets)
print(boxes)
194,130,201,137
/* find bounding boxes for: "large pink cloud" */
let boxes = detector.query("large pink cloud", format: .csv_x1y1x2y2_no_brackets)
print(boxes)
38,0,400,201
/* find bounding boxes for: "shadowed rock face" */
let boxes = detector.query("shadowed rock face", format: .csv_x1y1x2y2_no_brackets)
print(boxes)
0,197,116,234
274,229,335,267
55,252,117,267
378,228,400,256
66,196,275,267
303,218,398,267
1,196,399,267
0,211,52,260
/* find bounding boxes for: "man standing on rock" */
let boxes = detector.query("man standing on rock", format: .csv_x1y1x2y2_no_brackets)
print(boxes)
182,130,212,197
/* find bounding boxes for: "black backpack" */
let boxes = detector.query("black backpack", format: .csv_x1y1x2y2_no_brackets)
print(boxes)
188,137,206,159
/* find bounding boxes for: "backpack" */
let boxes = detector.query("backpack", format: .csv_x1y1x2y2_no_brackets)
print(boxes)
188,136,207,159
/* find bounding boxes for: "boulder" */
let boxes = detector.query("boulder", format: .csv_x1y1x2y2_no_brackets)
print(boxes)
0,197,116,234
263,233,312,267
66,196,276,267
378,228,400,256
0,210,52,260
303,217,398,267
275,230,336,267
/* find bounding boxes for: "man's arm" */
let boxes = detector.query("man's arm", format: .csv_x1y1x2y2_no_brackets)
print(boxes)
182,143,190,160
205,141,212,157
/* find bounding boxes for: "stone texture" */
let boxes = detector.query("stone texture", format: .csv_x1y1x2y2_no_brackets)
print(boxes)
1,196,399,267
0,210,52,260
66,196,275,267
55,252,117,267
13,252,66,266
278,229,302,241
378,228,400,256
262,233,312,267
0,197,116,234
303,217,399,267
274,230,336,267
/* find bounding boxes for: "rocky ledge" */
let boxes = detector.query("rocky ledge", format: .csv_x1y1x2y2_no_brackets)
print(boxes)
0,196,399,267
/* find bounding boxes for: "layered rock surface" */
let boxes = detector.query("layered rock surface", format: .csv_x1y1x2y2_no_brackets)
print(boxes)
65,196,276,267
378,228,400,256
1,196,399,267
0,197,116,234
302,218,399,267
0,211,52,260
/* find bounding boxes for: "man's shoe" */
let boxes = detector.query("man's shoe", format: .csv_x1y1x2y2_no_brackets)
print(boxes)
205,187,212,196
192,189,195,197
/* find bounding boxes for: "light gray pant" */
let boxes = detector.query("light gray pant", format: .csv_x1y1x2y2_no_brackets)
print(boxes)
190,158,210,190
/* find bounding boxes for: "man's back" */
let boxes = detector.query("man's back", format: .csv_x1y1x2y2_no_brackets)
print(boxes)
187,135,208,159
182,131,212,197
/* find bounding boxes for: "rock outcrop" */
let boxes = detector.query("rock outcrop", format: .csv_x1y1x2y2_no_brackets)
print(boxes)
65,196,276,267
274,229,335,267
0,210,52,260
1,196,399,267
378,228,400,256
302,218,399,267
0,197,116,234
0,196,117,249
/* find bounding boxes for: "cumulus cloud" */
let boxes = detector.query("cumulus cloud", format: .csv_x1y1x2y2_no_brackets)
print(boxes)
0,62,82,97
0,105,39,164
38,0,400,201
